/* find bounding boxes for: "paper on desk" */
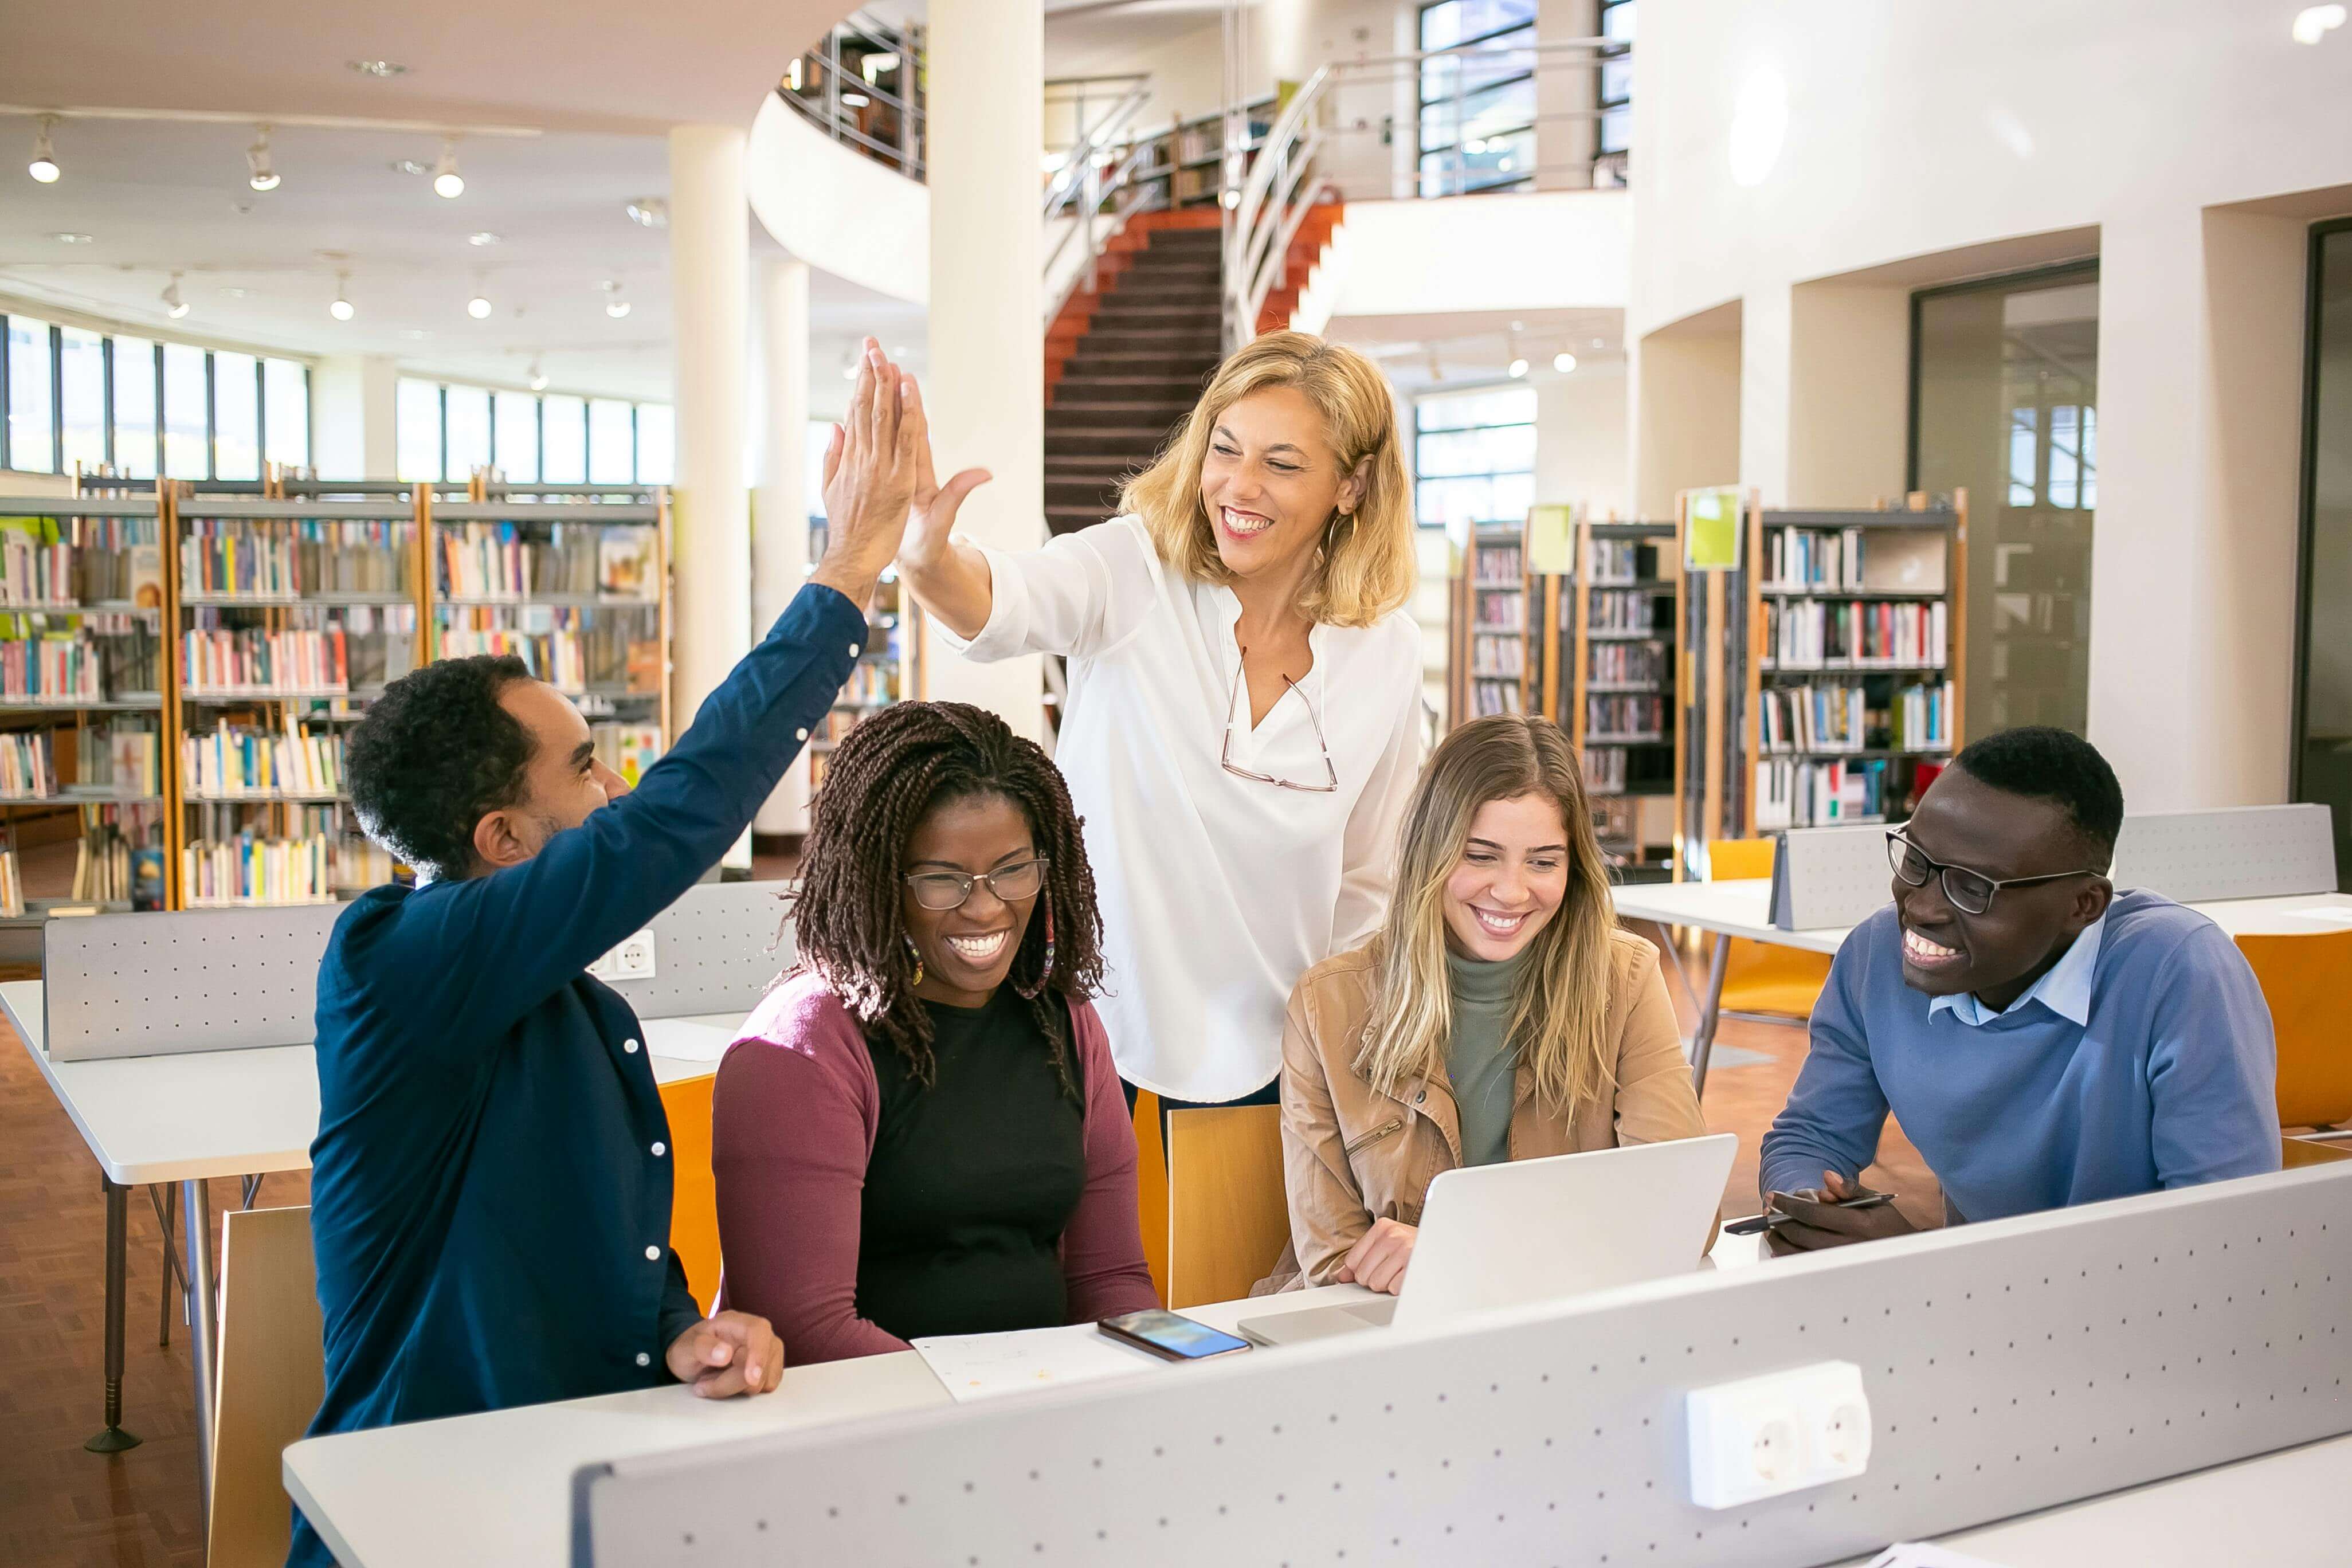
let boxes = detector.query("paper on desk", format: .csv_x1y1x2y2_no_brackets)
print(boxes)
913,1324,1160,1403
640,1018,740,1063
1865,1545,2010,1568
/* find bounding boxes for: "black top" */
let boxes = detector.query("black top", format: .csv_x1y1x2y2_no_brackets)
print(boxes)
857,988,1087,1340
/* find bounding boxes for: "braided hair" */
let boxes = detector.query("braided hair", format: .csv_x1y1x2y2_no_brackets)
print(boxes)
789,701,1107,1093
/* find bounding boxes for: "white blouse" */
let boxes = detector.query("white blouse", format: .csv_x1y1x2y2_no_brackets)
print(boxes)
941,516,1424,1102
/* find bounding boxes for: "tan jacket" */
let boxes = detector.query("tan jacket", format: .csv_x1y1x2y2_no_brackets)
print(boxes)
1260,928,1708,1291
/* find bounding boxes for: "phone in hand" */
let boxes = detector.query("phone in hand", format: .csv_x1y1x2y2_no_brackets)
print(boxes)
1724,1190,1896,1236
1097,1308,1252,1362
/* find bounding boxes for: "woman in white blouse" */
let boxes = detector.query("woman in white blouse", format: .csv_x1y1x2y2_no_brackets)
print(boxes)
895,331,1424,1111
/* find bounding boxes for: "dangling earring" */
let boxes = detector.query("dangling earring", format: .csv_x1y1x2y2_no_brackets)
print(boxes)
903,934,924,989
1016,903,1057,999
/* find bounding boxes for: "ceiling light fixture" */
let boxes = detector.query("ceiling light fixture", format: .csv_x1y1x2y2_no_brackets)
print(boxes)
467,289,493,320
390,158,430,177
865,52,900,77
330,271,355,321
28,115,61,183
2294,4,2347,42
162,272,189,319
247,125,280,191
528,358,548,393
1553,351,1578,374
841,91,872,108
348,59,410,77
1507,357,1528,379
603,280,630,319
53,231,92,244
625,198,668,229
432,138,465,199
467,231,501,247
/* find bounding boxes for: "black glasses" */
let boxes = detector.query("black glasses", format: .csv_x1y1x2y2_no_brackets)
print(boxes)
1885,830,2101,917
1221,646,1338,793
903,857,1049,912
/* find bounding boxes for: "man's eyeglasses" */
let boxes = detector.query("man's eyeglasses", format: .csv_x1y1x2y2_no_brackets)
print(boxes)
903,857,1050,912
1221,646,1338,793
1885,830,2102,917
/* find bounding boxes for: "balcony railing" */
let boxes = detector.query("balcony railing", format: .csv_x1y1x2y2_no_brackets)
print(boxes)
777,10,926,179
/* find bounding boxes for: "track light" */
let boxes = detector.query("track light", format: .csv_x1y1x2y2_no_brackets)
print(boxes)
28,116,61,183
1553,352,1577,374
247,126,280,191
603,280,630,319
528,359,549,393
467,292,492,320
841,92,871,109
330,272,354,321
432,138,464,199
162,272,189,319
1507,358,1528,379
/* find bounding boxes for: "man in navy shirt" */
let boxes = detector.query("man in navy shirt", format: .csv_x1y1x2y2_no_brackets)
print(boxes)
1762,727,2280,1251
292,342,924,1567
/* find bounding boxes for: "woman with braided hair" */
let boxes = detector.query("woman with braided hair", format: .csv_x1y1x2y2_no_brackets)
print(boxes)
710,700,1157,1364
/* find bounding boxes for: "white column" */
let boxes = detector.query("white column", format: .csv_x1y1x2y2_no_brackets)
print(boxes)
753,256,813,835
922,0,1046,740
669,123,754,868
311,354,398,479
1786,284,1910,507
1737,283,1793,508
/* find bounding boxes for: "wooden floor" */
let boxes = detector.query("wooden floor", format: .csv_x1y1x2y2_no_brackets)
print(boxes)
0,928,1934,1568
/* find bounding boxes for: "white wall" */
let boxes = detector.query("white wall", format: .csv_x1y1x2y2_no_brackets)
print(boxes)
1628,0,2352,810
311,354,398,480
747,92,930,305
1302,189,1629,323
1535,363,1627,518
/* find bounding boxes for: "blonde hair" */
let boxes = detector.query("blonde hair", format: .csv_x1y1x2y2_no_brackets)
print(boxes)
1354,715,1621,1115
1119,330,1414,628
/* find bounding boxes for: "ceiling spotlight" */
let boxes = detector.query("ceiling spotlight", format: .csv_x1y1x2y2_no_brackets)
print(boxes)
2294,4,2347,42
528,359,549,393
247,126,280,191
1497,156,1515,173
1553,352,1578,374
330,272,355,321
468,230,500,246
53,231,92,244
162,272,189,319
218,287,253,299
467,292,493,320
841,91,872,108
1507,358,1528,379
1220,187,1241,210
391,159,430,177
28,115,61,183
432,139,464,199
625,198,668,229
348,59,410,77
603,280,630,319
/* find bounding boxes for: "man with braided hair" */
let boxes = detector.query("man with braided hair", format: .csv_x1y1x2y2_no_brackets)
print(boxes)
710,700,1158,1363
292,341,923,1568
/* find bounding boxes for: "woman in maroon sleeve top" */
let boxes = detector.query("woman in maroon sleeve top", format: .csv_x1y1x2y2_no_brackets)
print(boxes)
713,700,1159,1363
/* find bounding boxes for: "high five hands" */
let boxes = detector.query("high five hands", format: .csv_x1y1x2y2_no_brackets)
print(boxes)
809,338,925,611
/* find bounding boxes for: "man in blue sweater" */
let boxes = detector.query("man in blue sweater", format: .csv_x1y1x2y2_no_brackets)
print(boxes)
1762,726,2280,1251
291,342,923,1567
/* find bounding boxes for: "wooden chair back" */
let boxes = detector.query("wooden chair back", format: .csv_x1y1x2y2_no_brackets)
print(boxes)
209,1205,323,1568
1165,1104,1289,1310
657,1072,723,1313
2235,931,2352,1132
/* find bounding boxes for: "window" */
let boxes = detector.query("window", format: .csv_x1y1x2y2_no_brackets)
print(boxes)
60,327,105,473
494,391,540,483
162,343,209,479
6,316,56,473
542,395,587,483
444,385,492,481
393,378,677,487
113,339,158,479
1416,1,1538,198
1597,0,1635,170
1414,385,1536,531
214,352,261,481
396,378,444,483
264,359,309,471
587,399,634,484
2294,219,2352,886
636,403,675,485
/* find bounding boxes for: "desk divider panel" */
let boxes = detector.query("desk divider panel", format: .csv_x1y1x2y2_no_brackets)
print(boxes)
1770,824,1891,931
600,880,796,1020
576,1164,2352,1568
2112,804,2338,902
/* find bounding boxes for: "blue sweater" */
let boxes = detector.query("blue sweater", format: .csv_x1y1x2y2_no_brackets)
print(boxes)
1761,889,2282,1224
291,583,866,1567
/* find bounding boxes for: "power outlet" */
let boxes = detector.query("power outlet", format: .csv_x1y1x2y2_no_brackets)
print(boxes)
1686,1359,1872,1510
587,928,658,983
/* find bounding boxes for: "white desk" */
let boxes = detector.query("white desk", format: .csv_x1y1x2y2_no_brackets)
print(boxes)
0,975,742,1485
283,1283,1386,1568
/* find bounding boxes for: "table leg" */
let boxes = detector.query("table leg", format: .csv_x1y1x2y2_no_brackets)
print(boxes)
153,1183,181,1347
185,1177,218,1530
84,1178,140,1453
1690,931,1731,1102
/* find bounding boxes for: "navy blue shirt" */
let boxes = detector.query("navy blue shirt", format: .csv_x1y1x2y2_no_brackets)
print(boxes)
289,583,866,1567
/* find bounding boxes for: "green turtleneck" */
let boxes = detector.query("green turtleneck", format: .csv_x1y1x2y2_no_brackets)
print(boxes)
1444,944,1530,1168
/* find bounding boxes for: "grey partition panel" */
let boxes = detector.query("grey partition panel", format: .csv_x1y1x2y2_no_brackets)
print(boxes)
2112,804,2338,902
44,906,343,1061
599,880,797,1020
577,1165,2352,1568
1771,823,1891,930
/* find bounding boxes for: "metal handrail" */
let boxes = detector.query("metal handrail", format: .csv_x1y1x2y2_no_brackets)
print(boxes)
1041,84,1151,217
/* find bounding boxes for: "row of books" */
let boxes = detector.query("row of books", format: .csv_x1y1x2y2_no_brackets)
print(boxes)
73,830,167,909
0,731,56,799
1470,634,1526,679
1589,641,1665,687
182,628,350,695
0,841,20,916
438,523,657,601
1586,539,1659,584
0,723,163,799
1764,598,1949,669
1469,678,1524,717
180,518,413,598
182,721,346,798
1471,543,1522,583
0,515,167,608
1891,679,1957,752
436,608,658,693
0,627,131,704
840,663,896,707
590,723,665,789
1473,590,1523,631
1586,693,1665,740
1754,757,1892,830
1,528,83,607
183,831,338,905
1761,526,1871,592
1585,590,1663,634
1583,746,1629,793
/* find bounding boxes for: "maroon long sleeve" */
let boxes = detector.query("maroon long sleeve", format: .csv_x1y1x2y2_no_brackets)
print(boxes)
711,973,1157,1365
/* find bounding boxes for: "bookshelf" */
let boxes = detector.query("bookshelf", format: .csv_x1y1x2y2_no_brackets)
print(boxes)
806,516,914,798
1559,518,1681,883
1448,522,1530,726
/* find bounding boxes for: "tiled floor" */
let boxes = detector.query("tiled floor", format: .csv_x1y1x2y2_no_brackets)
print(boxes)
0,926,1935,1568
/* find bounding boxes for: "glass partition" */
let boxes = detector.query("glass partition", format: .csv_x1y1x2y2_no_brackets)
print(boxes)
2293,220,2352,888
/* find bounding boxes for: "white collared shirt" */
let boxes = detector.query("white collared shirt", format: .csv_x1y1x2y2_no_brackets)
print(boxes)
1928,911,2108,1028
941,516,1425,1100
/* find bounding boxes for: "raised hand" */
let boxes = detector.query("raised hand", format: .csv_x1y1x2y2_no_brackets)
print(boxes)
897,373,991,571
810,338,923,610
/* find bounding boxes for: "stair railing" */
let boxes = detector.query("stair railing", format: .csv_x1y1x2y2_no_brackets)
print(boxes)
1041,83,1168,331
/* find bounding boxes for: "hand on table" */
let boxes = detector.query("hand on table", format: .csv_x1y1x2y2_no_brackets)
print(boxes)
1335,1218,1418,1295
810,338,923,610
1764,1170,1916,1257
665,1310,786,1398
896,373,991,574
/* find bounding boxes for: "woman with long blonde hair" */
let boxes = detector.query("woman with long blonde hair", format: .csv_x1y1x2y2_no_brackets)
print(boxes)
1265,714,1705,1293
892,332,1424,1115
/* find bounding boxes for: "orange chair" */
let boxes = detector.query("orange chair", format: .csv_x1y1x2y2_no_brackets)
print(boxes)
1707,837,1834,1024
658,1072,724,1314
1131,1090,1171,1305
2234,930,2352,1140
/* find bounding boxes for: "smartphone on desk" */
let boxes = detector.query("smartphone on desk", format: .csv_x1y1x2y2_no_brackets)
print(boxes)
1098,1308,1252,1362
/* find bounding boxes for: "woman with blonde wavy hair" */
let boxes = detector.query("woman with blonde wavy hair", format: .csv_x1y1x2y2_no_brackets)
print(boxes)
893,331,1424,1115
1263,714,1705,1293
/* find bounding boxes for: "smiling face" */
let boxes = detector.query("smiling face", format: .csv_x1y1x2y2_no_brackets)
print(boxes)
1198,385,1368,587
473,678,631,871
1893,765,2111,1012
901,791,1042,1010
1440,793,1572,962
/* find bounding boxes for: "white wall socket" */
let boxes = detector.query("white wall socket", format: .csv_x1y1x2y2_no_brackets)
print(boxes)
587,928,658,983
1685,1359,1872,1510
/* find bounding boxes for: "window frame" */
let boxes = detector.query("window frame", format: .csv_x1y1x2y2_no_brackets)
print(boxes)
1414,1,1539,198
2290,217,2352,807
0,319,311,479
1412,381,1538,532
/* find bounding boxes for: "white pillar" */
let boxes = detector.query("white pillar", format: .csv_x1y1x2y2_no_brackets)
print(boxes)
753,257,813,835
669,123,754,868
923,0,1046,740
311,354,397,479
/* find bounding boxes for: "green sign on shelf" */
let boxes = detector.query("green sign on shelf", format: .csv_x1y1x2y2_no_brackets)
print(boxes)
1683,487,1743,572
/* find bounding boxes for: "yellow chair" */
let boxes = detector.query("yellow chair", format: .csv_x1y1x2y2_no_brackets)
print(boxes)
209,1205,324,1568
1131,1090,1171,1306
2235,930,2352,1137
1165,1104,1289,1310
1708,837,1834,1022
658,1073,724,1314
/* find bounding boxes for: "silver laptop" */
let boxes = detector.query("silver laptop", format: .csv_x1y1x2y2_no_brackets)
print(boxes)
1237,1133,1736,1345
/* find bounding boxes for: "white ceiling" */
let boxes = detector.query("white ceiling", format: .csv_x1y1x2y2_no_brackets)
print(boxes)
1324,305,1626,395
